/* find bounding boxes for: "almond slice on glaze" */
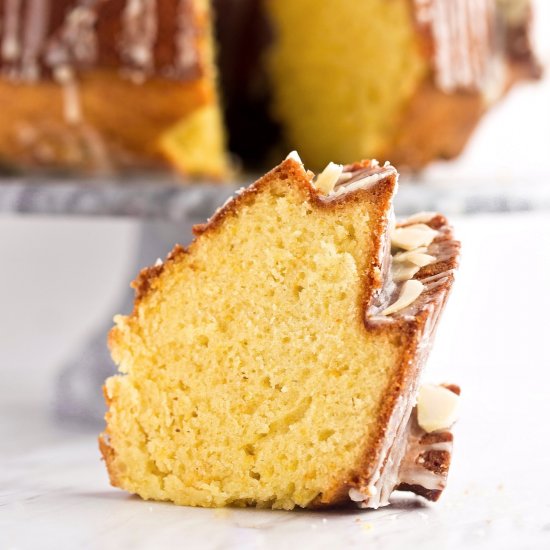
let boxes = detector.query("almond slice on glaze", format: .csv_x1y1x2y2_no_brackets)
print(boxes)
333,169,395,197
392,262,421,283
381,279,424,316
393,250,436,267
417,384,460,433
391,224,438,251
315,162,343,194
286,150,303,164
403,212,437,224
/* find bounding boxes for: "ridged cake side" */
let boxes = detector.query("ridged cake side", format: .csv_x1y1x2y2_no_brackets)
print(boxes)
323,213,460,508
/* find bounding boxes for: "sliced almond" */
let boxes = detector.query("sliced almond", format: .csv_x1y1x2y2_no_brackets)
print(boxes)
417,384,459,433
333,169,395,197
381,279,424,316
393,250,436,267
404,211,437,224
349,488,365,502
285,150,303,164
315,162,343,194
391,224,438,251
391,262,420,283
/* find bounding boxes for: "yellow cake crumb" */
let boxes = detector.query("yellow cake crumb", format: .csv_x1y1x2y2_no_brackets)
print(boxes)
101,159,414,509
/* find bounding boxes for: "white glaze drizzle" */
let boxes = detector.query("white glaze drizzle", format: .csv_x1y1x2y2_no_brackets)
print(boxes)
43,58,112,172
370,395,418,508
3,1,99,82
397,414,454,492
414,0,502,93
53,65,82,125
425,441,453,453
121,0,158,81
331,163,397,198
43,6,97,75
381,279,424,316
349,486,376,502
79,123,112,171
62,5,99,66
175,0,198,74
352,398,455,508
44,3,110,167
20,0,50,81
349,393,412,509
398,466,446,491
1,0,22,64
332,171,388,197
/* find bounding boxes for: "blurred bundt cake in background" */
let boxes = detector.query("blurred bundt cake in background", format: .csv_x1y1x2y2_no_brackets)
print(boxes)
215,0,541,171
0,0,541,177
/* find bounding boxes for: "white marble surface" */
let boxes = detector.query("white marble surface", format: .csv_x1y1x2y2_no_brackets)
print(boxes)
1,212,550,549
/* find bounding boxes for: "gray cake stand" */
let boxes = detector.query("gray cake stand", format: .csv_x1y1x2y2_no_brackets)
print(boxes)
2,174,549,425
3,174,550,218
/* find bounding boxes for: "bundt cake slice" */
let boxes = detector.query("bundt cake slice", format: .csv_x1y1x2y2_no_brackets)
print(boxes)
100,154,460,509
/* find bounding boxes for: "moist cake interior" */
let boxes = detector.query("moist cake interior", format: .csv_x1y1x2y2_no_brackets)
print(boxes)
104,161,413,509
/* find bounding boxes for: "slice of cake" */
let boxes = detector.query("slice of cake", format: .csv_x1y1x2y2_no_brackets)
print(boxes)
0,0,227,177
100,153,460,509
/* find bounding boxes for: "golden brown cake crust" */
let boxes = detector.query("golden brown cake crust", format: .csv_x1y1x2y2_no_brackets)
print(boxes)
98,386,120,489
100,160,460,508
129,158,395,307
0,74,212,172
384,79,486,168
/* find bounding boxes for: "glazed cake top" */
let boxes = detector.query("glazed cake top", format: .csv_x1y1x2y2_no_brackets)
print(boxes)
0,0,206,84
